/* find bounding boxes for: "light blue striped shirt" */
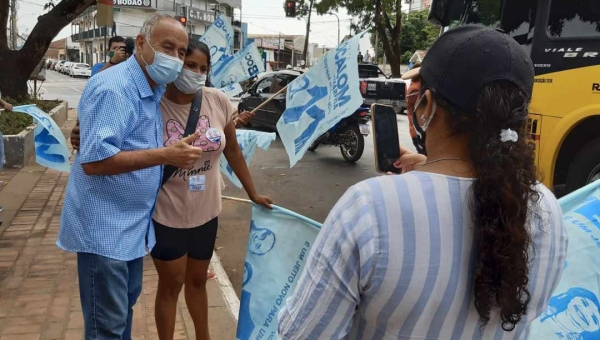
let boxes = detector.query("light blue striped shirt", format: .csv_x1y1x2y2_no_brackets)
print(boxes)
278,171,567,339
57,57,165,261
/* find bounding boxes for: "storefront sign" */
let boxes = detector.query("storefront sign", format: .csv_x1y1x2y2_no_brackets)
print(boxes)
114,0,152,8
254,38,285,50
189,8,215,22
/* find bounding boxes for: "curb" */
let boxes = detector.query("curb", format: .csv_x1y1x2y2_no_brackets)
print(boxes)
210,250,240,322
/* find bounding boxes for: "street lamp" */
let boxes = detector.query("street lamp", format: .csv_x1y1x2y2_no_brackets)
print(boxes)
327,12,340,45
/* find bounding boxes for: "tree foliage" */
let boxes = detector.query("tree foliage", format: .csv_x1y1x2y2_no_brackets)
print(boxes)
314,0,406,77
0,0,96,98
370,9,439,63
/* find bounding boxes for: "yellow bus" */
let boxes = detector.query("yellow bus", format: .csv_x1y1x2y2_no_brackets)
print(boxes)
428,0,600,196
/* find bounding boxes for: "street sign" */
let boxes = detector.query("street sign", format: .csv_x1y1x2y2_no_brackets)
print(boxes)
114,0,152,8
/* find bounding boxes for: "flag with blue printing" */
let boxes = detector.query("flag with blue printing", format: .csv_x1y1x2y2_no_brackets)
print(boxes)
529,180,600,340
220,129,276,188
276,32,366,167
200,14,234,73
211,42,265,88
13,104,71,172
236,204,322,340
219,83,244,98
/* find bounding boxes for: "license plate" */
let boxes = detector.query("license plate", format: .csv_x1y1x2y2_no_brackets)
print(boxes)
359,124,370,135
367,83,377,91
379,99,391,105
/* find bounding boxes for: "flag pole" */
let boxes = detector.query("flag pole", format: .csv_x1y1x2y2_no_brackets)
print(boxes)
222,195,252,204
249,84,289,114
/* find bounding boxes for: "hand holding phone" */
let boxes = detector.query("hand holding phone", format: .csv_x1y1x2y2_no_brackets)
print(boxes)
371,104,401,173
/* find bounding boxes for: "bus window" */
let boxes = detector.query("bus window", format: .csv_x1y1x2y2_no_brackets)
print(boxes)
460,0,502,28
548,0,600,38
501,0,538,51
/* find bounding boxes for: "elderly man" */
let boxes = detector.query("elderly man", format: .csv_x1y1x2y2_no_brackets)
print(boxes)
57,14,201,339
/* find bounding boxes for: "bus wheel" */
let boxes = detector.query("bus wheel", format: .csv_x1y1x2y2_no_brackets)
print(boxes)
565,137,600,193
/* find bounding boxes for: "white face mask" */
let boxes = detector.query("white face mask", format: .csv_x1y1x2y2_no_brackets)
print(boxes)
174,68,207,94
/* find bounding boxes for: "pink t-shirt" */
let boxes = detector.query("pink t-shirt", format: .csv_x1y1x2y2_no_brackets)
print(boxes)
153,87,234,228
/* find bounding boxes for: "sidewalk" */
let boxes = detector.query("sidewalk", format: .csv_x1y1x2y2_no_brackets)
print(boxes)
0,110,237,340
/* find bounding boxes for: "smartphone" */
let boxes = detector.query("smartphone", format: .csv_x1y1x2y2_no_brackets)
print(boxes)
371,104,401,174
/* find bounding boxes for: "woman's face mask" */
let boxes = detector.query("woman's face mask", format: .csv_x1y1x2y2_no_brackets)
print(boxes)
412,92,437,155
174,68,207,94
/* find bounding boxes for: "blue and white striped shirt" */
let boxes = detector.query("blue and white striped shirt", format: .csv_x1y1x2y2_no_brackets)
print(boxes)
57,57,165,261
278,171,567,339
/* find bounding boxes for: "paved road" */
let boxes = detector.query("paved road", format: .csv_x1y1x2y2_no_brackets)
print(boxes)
218,114,414,296
38,68,88,109
39,72,415,296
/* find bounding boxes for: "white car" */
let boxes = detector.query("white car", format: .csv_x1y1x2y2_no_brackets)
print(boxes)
70,63,91,78
55,61,66,73
61,62,73,74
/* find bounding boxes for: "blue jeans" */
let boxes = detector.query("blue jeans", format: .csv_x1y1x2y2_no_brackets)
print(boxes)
77,253,143,340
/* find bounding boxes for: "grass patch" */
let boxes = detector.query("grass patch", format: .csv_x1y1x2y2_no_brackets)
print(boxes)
0,98,62,135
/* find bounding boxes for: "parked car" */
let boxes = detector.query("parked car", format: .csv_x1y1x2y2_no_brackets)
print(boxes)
70,63,91,78
61,62,73,74
358,64,407,114
54,60,66,72
237,70,301,130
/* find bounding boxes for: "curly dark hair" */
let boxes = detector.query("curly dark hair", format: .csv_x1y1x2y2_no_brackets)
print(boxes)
421,79,541,331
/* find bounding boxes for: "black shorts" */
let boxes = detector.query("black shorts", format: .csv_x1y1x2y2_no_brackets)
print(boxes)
151,217,218,261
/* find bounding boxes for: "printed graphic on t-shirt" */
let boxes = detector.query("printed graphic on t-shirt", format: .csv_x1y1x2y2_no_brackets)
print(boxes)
165,115,222,152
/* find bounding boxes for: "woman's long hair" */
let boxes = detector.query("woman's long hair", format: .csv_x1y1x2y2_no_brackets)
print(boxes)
422,79,540,331
187,39,212,87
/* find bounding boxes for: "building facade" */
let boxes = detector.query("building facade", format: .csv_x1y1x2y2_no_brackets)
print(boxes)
249,34,305,70
45,37,81,62
408,0,431,12
70,0,243,66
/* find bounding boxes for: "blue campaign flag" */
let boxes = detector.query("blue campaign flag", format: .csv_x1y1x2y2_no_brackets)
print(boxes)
200,14,234,73
220,129,276,188
211,42,265,88
276,32,366,167
529,180,600,340
219,83,244,98
13,104,70,172
237,204,322,340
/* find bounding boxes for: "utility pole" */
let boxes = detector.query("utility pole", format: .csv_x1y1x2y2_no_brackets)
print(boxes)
278,32,281,70
374,31,379,65
10,0,18,49
301,0,314,67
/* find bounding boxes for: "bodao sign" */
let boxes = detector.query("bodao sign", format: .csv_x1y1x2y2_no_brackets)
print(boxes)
276,32,365,167
200,14,234,71
211,42,264,88
237,205,321,340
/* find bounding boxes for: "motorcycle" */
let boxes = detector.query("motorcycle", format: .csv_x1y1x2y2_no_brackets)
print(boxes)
308,107,371,163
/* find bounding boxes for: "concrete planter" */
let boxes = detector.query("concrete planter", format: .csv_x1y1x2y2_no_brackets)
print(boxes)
3,101,69,167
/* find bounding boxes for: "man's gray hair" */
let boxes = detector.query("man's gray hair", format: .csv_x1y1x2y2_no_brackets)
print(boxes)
139,13,174,39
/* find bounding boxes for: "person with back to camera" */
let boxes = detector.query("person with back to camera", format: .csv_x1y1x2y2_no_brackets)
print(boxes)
278,25,568,339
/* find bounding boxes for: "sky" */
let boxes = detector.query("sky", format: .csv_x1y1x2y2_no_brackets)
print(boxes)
14,0,373,52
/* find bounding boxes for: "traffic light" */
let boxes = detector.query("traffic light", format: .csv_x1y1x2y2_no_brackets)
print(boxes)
285,0,296,17
176,15,187,27
177,6,188,27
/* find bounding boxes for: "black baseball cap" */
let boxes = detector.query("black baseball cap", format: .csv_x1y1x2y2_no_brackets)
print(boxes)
411,25,534,111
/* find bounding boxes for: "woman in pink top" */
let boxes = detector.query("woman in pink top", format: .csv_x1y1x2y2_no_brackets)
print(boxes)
151,39,273,340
